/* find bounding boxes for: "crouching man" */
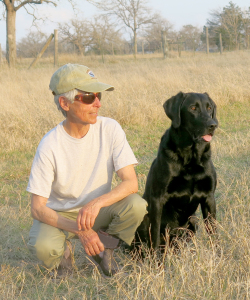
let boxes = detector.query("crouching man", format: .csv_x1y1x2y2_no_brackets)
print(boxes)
27,63,147,278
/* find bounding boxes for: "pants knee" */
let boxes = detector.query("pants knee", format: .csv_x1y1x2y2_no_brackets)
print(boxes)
28,222,66,269
123,194,148,222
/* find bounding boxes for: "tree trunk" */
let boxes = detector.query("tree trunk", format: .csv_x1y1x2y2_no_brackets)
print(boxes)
133,13,137,59
6,6,16,67
133,30,137,59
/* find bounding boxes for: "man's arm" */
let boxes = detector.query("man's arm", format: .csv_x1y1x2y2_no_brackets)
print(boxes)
31,195,104,256
77,164,138,231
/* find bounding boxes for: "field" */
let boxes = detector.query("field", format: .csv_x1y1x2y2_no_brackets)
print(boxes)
1,51,250,299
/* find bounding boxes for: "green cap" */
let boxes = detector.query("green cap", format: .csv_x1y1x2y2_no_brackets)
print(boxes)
49,63,114,95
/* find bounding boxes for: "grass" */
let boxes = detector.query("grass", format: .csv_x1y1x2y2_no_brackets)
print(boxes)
1,51,250,299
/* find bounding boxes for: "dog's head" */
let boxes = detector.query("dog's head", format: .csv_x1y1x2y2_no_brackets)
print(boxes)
163,92,218,142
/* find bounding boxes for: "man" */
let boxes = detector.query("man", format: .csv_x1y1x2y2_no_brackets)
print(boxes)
27,63,147,277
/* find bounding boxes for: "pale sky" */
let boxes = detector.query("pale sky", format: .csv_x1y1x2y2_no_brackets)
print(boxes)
0,0,249,51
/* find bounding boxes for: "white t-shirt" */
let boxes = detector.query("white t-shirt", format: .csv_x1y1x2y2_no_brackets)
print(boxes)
27,117,138,212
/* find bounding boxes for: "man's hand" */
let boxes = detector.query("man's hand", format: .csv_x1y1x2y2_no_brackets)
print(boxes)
77,200,101,231
77,228,104,256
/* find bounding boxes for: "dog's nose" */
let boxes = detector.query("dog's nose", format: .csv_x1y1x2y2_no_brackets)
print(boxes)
209,124,217,130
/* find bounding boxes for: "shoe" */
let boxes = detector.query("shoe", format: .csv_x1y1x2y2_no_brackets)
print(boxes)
88,248,120,277
87,230,121,277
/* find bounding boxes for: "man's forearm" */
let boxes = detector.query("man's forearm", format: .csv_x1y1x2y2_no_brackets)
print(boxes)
31,202,79,234
93,177,138,208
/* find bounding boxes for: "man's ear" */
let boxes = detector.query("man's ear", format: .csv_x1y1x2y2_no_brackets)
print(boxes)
58,96,70,113
163,92,186,128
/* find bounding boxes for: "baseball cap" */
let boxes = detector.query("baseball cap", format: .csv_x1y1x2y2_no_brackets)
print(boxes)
49,63,114,95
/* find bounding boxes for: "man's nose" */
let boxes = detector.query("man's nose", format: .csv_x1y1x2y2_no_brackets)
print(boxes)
94,97,101,107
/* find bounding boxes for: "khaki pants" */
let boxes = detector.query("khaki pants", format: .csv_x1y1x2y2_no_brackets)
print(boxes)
28,194,147,269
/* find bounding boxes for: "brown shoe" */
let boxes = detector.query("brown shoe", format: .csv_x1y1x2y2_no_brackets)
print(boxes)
87,230,121,277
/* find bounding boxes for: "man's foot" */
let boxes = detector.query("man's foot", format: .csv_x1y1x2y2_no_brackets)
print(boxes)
87,248,121,277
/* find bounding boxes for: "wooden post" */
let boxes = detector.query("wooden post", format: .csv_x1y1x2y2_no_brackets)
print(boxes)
177,38,181,57
161,31,168,59
29,33,54,69
219,33,223,55
206,27,209,54
54,29,58,67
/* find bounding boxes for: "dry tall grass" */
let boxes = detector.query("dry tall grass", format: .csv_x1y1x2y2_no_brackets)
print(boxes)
1,51,250,299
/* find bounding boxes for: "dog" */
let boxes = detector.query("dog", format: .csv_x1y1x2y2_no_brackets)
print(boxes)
136,92,218,250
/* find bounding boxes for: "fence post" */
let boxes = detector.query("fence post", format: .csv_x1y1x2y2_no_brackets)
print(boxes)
28,33,54,69
161,31,168,59
219,33,223,55
206,27,209,54
177,38,182,57
54,29,58,67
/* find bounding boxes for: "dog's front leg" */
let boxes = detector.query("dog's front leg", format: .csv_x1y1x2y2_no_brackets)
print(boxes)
149,200,163,249
201,194,216,235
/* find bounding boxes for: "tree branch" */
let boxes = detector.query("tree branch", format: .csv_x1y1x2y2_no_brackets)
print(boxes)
15,0,57,11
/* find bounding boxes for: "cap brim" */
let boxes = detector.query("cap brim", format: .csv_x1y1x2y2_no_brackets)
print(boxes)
75,81,114,93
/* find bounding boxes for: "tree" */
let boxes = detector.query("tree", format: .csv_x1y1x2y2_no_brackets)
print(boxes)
143,14,173,53
1,0,61,67
89,0,155,58
241,8,250,48
17,31,47,57
59,18,92,56
206,2,243,50
90,15,124,59
179,25,202,51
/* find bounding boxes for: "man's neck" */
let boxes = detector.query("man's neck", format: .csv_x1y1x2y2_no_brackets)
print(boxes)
62,119,90,139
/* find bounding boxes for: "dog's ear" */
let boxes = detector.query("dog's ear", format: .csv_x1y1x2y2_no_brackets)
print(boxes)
163,92,186,128
205,93,218,122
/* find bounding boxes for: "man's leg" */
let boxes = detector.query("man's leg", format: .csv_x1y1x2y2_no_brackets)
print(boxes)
92,194,148,245
28,219,75,269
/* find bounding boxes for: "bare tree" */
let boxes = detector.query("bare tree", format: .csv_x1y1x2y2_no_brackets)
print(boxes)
90,15,124,60
143,14,174,53
206,2,243,51
179,25,202,51
59,18,92,56
1,0,61,67
241,8,250,48
17,31,47,57
89,0,155,58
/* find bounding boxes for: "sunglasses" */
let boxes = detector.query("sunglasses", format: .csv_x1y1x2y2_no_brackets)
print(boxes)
74,92,102,104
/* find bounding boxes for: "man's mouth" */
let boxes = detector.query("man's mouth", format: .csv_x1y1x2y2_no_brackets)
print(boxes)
202,134,212,142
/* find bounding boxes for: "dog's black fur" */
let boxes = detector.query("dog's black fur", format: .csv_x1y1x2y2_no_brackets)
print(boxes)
136,92,218,250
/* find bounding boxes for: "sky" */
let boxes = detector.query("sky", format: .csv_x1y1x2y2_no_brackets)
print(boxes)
0,0,250,51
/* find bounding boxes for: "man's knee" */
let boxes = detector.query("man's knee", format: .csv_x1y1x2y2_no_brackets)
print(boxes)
122,194,148,221
28,221,66,268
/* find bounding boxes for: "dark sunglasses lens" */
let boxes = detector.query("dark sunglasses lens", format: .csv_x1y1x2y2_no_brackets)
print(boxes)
82,93,96,104
75,93,102,104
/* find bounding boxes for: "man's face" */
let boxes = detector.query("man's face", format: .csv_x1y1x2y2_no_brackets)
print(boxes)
65,91,102,125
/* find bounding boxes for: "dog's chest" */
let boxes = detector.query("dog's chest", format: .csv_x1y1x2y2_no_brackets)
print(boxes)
167,164,212,201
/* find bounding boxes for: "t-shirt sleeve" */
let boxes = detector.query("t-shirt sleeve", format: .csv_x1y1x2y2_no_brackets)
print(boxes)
112,122,138,172
26,150,55,198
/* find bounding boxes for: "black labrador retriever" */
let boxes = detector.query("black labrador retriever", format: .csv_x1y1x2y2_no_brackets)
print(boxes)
136,92,218,250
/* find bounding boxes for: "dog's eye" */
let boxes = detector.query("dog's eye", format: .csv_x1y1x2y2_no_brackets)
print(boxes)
190,106,196,111
207,106,212,111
